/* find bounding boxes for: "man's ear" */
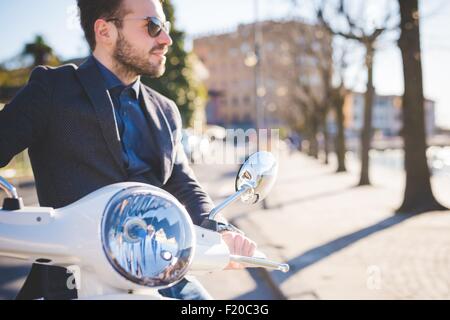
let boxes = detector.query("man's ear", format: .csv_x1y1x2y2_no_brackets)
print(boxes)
94,19,117,48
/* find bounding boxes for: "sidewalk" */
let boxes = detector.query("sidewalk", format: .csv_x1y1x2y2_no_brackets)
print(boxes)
231,152,450,299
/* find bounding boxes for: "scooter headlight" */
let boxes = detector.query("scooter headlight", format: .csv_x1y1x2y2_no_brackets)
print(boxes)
101,186,195,288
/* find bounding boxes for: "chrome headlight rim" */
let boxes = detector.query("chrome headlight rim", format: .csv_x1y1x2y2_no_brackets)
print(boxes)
100,185,196,288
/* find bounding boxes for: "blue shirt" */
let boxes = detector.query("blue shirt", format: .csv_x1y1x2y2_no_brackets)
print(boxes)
93,56,158,180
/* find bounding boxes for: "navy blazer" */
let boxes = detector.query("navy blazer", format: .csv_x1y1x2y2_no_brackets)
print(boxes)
0,58,214,225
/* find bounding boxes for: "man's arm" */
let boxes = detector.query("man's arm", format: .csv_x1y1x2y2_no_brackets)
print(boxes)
164,156,258,269
162,145,214,226
0,66,52,167
161,104,258,268
158,99,215,225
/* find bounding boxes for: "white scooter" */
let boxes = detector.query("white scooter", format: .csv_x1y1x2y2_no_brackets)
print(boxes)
0,151,289,300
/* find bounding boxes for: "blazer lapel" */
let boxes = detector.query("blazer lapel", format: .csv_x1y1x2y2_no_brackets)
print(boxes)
75,57,126,176
140,85,174,185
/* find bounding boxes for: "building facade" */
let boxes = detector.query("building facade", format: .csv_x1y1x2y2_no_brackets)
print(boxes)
343,92,436,138
193,19,332,129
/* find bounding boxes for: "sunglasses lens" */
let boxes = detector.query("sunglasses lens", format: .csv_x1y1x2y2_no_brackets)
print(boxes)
148,20,162,37
148,18,170,37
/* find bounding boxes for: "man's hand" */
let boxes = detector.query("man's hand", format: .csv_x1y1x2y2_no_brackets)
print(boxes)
221,231,257,270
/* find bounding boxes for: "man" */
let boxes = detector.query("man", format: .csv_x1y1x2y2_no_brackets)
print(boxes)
0,0,256,300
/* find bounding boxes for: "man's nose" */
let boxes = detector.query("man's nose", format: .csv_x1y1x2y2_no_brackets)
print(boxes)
157,29,173,47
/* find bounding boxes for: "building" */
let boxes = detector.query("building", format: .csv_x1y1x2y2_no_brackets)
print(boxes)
193,19,332,129
343,92,436,138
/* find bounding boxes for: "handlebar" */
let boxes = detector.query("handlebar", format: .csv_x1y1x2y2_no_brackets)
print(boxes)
229,254,290,273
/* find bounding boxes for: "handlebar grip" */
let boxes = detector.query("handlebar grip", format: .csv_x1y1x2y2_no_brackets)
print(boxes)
229,254,290,273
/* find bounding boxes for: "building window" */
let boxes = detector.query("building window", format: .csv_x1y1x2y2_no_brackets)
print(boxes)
220,98,228,106
229,47,239,56
241,42,251,54
265,42,275,52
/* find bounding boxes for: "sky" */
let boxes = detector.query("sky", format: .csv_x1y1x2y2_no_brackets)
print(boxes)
0,0,449,128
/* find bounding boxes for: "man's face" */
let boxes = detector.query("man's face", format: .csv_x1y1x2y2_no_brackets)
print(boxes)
112,0,173,78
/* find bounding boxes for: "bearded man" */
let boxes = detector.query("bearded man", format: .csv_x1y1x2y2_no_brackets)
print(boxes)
0,0,257,300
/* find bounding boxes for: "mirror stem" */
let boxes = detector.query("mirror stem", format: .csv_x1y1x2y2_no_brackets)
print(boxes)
0,177,19,199
0,176,24,210
208,184,252,221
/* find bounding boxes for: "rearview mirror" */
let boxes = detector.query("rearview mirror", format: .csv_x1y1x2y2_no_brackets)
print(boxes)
207,152,278,222
235,151,278,204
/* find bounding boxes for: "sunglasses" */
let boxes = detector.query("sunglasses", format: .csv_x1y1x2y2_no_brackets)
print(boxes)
106,16,171,38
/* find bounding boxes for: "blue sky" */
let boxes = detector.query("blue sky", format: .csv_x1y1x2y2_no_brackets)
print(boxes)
1,0,449,128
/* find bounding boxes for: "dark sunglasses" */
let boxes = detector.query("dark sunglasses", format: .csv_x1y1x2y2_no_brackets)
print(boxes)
106,16,171,38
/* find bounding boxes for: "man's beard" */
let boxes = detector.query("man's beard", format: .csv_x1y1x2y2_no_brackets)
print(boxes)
113,32,166,79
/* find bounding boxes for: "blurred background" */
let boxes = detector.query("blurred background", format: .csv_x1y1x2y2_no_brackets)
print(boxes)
1,0,450,300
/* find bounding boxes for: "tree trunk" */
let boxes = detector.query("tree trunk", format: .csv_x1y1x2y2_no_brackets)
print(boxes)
322,113,330,165
35,52,46,67
358,45,375,186
397,0,446,213
307,112,319,159
335,98,347,172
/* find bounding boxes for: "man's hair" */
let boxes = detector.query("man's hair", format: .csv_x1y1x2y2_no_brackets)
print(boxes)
77,0,165,51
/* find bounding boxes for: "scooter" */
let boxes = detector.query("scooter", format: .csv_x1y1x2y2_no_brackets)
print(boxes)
0,151,289,300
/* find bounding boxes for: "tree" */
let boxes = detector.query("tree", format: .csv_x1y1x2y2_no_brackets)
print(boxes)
300,27,334,164
329,39,357,173
396,0,446,213
22,35,55,67
283,22,333,161
331,48,349,173
332,84,347,172
316,0,397,185
142,0,207,127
